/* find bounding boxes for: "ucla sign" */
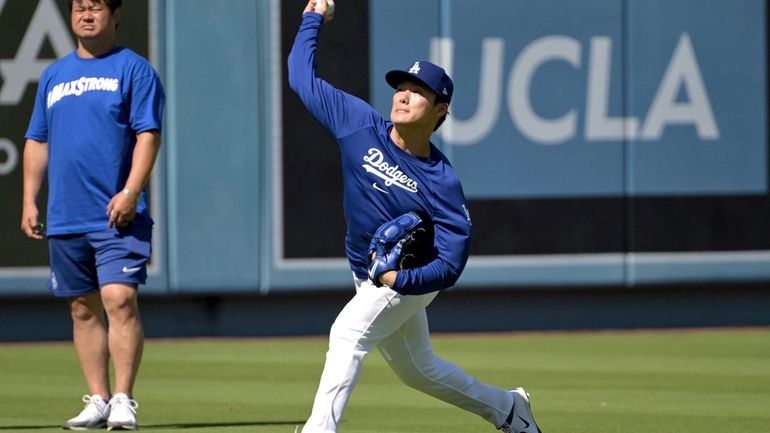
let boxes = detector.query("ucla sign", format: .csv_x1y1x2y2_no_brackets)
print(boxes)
370,0,766,199
436,33,718,146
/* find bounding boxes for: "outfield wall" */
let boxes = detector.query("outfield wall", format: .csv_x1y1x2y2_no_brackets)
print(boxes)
3,284,770,342
1,1,769,302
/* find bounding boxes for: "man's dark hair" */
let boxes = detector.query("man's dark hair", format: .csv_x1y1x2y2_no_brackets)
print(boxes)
69,0,123,13
434,114,447,132
433,96,450,131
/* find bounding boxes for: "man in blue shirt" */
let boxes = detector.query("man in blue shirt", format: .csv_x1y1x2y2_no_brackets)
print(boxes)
288,1,543,432
21,0,163,430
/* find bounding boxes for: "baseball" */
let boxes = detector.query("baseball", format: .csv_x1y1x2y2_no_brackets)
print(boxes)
315,0,335,19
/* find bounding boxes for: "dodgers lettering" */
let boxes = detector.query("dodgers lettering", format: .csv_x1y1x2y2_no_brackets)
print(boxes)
362,148,419,192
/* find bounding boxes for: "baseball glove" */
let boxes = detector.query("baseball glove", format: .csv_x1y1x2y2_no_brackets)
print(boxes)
367,211,434,287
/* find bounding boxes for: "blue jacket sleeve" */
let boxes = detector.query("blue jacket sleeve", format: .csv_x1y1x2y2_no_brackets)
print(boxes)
287,13,374,139
393,177,473,295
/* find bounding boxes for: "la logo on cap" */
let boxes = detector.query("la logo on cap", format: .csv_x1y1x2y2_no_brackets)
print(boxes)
408,62,421,74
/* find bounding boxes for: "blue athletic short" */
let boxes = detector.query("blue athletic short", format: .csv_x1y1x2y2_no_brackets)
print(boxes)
47,225,152,297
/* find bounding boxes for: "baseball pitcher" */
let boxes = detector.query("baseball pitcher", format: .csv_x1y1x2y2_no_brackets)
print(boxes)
287,1,544,432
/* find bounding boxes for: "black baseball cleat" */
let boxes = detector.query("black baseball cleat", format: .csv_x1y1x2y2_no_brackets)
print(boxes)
499,387,543,433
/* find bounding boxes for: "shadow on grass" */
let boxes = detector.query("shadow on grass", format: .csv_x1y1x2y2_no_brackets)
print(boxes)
0,420,304,430
144,420,304,429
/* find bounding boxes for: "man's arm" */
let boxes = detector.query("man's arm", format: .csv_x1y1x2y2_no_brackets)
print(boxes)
390,186,473,295
304,0,334,21
21,139,48,239
379,271,397,287
107,130,161,228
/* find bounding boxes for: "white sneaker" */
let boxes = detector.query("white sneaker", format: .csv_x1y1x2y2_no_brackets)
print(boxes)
63,394,110,430
500,387,543,433
107,393,139,431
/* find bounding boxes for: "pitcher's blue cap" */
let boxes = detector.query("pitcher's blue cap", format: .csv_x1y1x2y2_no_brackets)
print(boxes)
385,61,453,103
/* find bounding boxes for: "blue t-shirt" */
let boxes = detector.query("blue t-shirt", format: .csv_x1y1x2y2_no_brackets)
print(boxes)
25,47,165,236
288,13,472,294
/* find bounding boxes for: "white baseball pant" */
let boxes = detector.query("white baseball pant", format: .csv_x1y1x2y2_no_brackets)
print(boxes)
301,277,514,433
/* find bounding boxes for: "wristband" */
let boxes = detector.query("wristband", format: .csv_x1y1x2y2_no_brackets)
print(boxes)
122,188,138,202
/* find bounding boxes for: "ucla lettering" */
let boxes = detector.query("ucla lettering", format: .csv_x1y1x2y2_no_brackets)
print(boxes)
434,32,719,145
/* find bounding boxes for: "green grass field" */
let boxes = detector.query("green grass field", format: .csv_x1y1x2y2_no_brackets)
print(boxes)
1,328,769,432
